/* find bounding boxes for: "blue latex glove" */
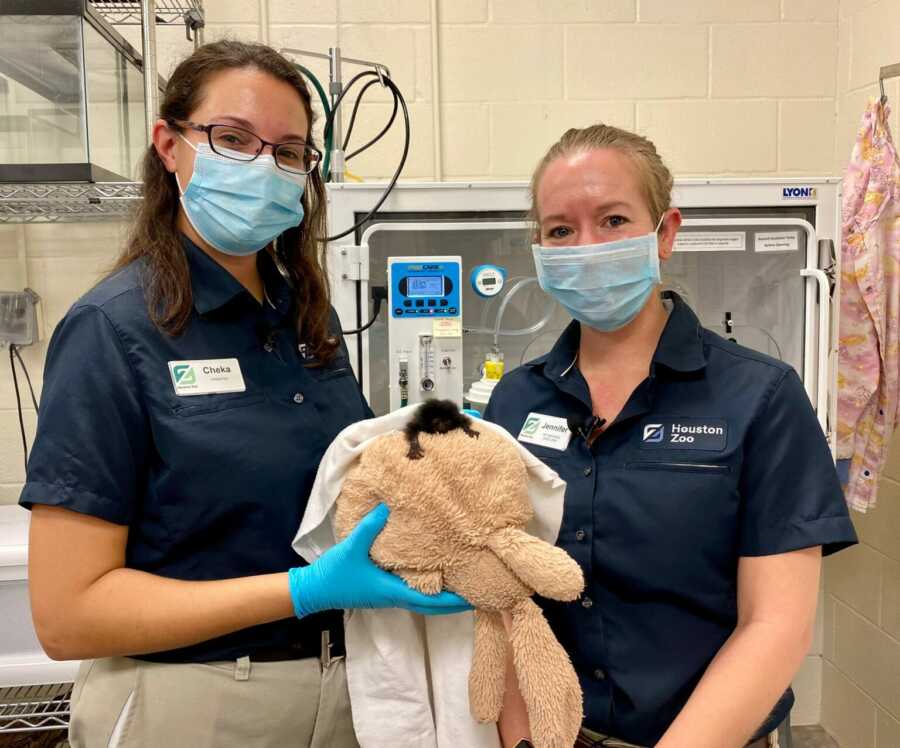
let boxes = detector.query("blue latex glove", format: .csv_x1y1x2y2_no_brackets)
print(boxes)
289,503,472,618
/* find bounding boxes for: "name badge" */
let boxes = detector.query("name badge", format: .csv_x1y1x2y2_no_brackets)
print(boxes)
639,418,728,451
517,412,572,451
168,358,246,397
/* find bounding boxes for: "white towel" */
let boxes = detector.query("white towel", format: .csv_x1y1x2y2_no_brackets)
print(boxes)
292,405,567,748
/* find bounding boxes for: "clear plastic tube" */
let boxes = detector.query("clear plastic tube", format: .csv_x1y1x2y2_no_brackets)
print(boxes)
732,324,784,360
520,328,565,365
478,275,529,330
465,277,556,346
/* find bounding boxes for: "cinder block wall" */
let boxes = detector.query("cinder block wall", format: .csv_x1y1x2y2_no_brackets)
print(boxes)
2,2,897,740
198,0,840,180
821,2,900,746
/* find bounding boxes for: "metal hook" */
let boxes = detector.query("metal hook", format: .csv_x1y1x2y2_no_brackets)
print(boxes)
183,9,204,43
879,63,900,106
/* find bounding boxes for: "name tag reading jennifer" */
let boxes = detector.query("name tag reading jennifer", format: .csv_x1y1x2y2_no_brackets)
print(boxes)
168,358,246,396
517,412,572,451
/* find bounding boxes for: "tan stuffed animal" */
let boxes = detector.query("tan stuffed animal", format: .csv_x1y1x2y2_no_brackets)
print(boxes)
334,399,585,748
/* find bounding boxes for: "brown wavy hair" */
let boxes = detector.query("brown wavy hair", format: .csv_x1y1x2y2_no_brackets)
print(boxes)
112,39,338,363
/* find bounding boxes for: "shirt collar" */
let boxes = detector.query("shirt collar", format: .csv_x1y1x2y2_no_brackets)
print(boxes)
651,291,708,373
535,290,708,381
182,235,293,318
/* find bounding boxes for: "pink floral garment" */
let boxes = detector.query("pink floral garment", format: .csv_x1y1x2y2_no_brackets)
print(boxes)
837,99,900,512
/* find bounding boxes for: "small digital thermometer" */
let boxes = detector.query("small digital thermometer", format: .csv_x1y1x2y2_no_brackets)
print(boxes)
470,265,507,298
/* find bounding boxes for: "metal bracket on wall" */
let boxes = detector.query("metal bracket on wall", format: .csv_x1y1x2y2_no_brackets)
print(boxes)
333,244,370,282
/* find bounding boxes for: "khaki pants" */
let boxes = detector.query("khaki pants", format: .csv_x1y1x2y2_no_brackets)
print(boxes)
69,654,358,748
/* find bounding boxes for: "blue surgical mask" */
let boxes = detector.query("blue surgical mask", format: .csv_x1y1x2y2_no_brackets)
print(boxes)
176,137,306,256
532,215,664,332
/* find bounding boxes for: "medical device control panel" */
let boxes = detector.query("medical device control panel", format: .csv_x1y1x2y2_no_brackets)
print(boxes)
388,257,463,409
390,260,462,318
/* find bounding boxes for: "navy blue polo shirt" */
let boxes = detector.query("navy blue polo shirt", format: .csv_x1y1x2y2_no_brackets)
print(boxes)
21,236,371,663
484,293,856,746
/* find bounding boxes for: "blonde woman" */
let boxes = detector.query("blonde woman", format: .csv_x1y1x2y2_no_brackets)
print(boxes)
487,125,856,748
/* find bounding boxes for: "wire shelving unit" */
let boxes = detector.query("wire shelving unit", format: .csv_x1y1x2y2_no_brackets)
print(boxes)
0,683,73,734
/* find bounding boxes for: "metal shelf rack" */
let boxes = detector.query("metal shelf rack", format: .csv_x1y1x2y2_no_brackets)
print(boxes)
0,1,204,224
0,683,73,733
0,182,141,224
89,0,204,29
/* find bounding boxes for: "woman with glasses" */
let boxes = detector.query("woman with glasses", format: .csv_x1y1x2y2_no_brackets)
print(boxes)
21,40,467,748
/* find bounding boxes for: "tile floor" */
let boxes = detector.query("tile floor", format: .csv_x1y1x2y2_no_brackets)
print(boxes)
793,725,840,748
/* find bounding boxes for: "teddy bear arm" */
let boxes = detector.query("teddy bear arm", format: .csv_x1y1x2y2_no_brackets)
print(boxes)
486,528,585,602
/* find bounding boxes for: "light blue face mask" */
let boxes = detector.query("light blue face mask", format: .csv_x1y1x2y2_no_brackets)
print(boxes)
176,137,306,256
532,215,664,332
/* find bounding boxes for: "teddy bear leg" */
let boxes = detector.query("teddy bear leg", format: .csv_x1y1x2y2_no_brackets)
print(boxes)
508,598,583,748
469,609,508,723
397,569,444,595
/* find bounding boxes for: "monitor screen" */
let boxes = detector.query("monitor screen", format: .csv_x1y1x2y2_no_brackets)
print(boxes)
407,276,443,297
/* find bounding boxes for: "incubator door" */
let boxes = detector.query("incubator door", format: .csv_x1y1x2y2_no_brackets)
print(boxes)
666,218,827,428
333,217,828,431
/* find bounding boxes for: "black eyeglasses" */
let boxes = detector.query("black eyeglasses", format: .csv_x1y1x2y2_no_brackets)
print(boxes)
172,120,322,176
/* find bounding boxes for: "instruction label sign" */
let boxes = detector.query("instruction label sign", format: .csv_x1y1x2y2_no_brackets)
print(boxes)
674,232,746,252
754,231,800,253
433,319,462,338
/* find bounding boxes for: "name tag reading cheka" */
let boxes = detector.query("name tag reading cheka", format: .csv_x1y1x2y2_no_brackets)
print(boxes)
168,358,246,396
517,412,572,451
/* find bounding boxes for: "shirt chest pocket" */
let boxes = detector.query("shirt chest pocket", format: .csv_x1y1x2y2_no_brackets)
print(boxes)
170,391,267,418
602,459,740,576
300,358,368,429
624,460,731,475
305,359,354,382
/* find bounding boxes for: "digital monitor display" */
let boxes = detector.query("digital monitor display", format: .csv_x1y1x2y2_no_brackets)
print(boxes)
483,277,497,286
407,276,443,297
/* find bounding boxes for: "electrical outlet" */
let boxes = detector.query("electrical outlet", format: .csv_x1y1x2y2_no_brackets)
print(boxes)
0,289,40,347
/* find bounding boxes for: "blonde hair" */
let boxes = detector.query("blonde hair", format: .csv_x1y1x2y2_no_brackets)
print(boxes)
529,124,674,227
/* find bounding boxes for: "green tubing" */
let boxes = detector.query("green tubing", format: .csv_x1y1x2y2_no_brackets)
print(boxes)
295,63,333,181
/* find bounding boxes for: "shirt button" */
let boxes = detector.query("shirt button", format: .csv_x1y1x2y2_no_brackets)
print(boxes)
583,466,593,477
293,392,305,404
575,529,586,541
594,668,606,680
581,596,593,609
